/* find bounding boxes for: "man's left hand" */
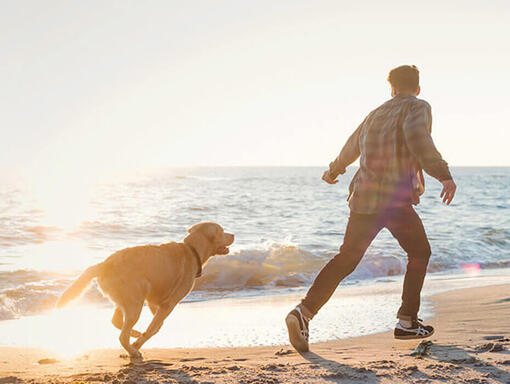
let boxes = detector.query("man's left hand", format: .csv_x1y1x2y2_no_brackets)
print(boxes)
322,170,338,184
440,179,456,205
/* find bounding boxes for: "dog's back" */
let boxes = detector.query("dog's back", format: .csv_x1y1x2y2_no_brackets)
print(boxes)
97,242,192,306
57,242,194,309
56,222,234,358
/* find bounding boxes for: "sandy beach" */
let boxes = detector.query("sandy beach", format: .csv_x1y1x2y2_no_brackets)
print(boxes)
2,0,509,382
1,283,509,384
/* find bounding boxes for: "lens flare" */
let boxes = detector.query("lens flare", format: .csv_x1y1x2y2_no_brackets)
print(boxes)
460,263,481,276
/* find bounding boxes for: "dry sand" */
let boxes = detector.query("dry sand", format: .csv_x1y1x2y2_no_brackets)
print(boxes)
1,283,509,383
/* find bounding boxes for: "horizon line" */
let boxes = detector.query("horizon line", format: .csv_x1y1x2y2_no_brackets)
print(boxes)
1,165,510,173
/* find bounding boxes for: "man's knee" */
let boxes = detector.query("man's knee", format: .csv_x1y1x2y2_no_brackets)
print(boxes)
424,245,431,261
331,248,364,276
419,242,431,262
408,243,431,269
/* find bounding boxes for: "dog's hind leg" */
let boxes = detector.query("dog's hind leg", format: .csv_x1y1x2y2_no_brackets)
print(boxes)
112,308,142,338
111,307,123,329
148,302,157,315
132,302,176,351
119,302,143,358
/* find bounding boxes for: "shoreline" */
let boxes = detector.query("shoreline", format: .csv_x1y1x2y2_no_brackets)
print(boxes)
2,268,510,353
1,283,510,383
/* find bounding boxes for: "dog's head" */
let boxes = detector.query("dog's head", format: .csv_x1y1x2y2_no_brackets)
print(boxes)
186,222,234,256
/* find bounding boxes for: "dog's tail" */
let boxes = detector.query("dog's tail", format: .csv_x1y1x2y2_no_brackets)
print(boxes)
56,263,103,308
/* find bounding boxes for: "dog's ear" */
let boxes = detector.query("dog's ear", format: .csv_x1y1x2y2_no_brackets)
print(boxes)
187,224,200,234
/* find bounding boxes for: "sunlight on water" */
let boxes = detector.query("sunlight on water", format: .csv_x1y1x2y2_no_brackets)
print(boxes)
2,306,116,358
0,167,509,348
9,241,95,272
1,270,510,352
43,308,110,358
28,168,96,230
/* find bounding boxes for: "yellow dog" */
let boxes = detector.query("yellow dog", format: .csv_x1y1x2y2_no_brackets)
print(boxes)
57,222,234,358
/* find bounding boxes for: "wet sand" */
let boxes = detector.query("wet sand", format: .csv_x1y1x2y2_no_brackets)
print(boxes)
1,284,509,383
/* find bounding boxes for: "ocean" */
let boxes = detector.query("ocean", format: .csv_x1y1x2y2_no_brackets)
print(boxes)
0,166,509,351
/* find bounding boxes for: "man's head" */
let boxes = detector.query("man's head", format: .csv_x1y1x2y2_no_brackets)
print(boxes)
388,65,420,97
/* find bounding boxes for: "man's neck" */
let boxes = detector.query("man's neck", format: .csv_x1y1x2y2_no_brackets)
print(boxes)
393,92,417,97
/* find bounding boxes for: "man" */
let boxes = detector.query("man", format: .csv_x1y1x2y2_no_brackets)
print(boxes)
285,65,457,352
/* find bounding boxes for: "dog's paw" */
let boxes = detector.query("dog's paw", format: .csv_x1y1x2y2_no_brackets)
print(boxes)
129,350,143,361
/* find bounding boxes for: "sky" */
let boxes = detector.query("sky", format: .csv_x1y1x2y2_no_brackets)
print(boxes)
1,0,509,177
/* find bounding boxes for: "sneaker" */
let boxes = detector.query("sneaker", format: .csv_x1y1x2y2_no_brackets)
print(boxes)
394,319,434,340
285,306,310,352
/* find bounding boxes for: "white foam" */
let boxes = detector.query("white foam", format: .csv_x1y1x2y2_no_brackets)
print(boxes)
1,268,509,354
196,246,409,291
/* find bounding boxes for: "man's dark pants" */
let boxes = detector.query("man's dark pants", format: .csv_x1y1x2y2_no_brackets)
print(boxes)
301,205,431,322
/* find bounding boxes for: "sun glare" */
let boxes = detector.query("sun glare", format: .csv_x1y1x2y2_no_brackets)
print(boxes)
28,166,96,230
28,306,117,359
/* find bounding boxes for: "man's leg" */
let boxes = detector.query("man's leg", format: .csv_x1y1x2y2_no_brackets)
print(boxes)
286,211,382,351
385,206,431,322
299,211,383,319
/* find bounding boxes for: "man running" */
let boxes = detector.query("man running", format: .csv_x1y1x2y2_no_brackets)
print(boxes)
286,65,457,352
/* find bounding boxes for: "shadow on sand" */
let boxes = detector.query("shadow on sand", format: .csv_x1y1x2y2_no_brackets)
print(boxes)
300,351,382,383
117,358,196,383
299,341,510,383
425,342,510,382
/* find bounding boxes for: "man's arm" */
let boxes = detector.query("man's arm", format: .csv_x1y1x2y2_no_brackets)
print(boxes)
324,121,363,183
403,101,456,204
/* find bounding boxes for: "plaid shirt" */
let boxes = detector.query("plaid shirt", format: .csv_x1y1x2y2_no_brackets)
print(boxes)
329,94,452,214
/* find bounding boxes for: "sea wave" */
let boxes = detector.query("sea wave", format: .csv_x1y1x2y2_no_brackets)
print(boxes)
0,270,105,320
3,243,507,321
194,245,408,291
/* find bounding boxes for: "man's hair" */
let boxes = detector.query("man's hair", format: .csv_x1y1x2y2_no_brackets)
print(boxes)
387,65,419,92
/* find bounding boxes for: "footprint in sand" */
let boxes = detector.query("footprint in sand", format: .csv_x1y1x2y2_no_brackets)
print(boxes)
179,357,206,362
0,376,24,384
483,335,505,340
143,359,173,366
275,349,294,356
37,358,59,365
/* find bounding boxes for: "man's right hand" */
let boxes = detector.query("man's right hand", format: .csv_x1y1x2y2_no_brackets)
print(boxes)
322,170,338,184
440,179,456,205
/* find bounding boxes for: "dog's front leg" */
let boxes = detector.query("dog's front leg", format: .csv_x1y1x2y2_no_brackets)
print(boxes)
132,303,175,350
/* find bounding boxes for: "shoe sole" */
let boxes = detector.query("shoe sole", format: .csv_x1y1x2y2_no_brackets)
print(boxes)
285,314,309,353
394,329,435,340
